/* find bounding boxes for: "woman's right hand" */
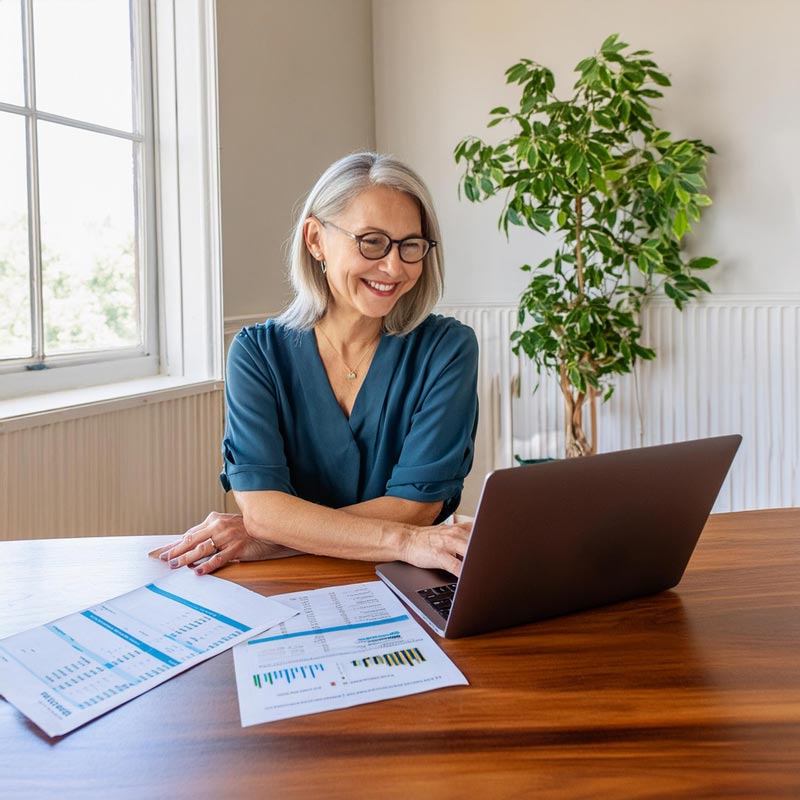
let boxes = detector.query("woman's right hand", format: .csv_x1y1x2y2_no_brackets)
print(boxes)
151,512,303,575
400,520,473,577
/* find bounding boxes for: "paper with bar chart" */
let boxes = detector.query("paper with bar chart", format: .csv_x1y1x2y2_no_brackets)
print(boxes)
0,570,296,737
233,580,467,725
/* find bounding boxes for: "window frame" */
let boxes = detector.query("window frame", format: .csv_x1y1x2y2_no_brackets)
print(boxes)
0,0,223,415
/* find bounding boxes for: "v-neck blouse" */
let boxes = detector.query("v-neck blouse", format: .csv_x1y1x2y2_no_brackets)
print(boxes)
220,314,479,522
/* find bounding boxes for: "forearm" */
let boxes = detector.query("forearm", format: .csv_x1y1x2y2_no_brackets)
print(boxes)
341,496,443,525
234,490,414,563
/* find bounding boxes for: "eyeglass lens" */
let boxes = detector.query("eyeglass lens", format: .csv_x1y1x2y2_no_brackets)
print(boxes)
359,233,429,263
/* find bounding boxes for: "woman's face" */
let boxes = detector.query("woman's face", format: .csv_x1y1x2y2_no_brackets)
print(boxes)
307,185,425,322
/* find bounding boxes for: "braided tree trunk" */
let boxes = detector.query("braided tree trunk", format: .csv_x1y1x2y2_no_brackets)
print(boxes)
560,364,597,458
562,194,597,458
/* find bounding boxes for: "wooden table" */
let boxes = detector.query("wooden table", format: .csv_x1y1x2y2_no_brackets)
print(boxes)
1,509,799,799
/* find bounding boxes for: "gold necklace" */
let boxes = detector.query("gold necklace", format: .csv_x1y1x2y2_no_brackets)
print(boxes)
316,324,381,381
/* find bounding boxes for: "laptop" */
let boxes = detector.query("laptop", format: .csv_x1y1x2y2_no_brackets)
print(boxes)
376,435,742,638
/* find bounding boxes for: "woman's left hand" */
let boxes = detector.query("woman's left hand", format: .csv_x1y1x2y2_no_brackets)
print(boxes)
151,512,303,574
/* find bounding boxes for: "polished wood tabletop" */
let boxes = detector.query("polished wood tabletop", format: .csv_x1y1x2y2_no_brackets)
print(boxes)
1,509,799,799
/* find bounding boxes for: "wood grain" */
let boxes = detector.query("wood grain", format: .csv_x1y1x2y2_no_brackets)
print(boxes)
1,509,799,799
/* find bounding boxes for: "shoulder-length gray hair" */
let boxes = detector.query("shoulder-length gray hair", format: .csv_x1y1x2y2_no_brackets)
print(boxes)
277,152,444,335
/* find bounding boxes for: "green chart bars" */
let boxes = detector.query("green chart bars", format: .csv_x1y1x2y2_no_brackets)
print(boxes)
252,663,325,688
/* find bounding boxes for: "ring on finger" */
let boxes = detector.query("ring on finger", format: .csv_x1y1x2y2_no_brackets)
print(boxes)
209,536,219,553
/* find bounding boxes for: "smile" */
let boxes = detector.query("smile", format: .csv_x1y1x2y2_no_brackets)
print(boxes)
362,279,399,295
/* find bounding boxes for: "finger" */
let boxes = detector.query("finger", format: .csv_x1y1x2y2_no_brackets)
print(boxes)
168,538,217,569
148,541,181,559
193,544,238,575
439,552,463,578
159,524,211,562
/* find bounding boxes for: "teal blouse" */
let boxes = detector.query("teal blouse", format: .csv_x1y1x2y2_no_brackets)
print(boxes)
220,314,479,523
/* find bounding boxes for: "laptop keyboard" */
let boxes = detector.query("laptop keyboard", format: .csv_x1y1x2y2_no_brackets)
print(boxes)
418,582,458,620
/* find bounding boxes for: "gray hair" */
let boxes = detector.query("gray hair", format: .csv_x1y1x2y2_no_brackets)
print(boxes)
277,152,444,335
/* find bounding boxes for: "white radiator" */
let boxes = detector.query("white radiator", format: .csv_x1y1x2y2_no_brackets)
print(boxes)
439,298,800,513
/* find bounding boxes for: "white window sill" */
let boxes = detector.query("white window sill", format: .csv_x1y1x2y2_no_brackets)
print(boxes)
0,376,224,434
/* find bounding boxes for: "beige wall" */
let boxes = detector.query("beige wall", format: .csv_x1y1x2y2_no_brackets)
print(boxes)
372,0,800,305
217,0,375,319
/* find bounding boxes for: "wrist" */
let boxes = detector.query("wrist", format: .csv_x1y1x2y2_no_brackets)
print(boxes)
380,520,415,563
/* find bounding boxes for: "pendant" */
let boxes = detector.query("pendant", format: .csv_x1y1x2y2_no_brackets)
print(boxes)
346,371,357,380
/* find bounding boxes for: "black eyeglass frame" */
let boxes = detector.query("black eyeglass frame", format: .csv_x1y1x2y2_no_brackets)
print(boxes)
314,217,437,264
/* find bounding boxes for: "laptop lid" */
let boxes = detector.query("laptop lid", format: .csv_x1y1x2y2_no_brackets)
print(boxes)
376,435,742,638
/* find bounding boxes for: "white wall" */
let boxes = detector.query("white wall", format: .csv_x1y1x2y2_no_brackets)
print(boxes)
217,0,375,319
372,0,800,305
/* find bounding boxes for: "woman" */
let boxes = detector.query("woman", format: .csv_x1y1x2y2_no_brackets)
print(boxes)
157,152,478,577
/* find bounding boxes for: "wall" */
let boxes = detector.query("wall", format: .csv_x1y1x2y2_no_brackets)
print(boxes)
372,0,800,304
372,0,800,511
217,0,376,320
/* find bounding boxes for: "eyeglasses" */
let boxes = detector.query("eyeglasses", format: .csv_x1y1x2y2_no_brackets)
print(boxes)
316,218,436,264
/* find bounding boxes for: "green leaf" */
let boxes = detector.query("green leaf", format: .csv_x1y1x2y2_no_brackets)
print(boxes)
464,178,477,202
672,208,688,239
507,206,523,226
490,106,510,115
675,185,690,203
567,148,583,175
648,70,671,87
688,256,718,270
600,33,620,52
592,172,608,193
505,63,528,83
557,209,568,227
648,164,661,190
604,168,623,182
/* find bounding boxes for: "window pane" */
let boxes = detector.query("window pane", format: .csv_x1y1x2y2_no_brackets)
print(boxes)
33,0,133,131
38,121,140,356
0,0,25,105
0,111,32,360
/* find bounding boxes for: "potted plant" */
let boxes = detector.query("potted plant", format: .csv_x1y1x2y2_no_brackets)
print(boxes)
455,34,717,457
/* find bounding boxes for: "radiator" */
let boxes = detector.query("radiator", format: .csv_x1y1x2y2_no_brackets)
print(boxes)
439,298,800,513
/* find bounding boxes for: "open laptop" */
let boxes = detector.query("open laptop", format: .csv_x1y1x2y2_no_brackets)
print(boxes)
376,435,742,638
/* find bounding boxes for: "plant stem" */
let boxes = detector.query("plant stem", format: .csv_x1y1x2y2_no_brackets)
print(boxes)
575,195,584,295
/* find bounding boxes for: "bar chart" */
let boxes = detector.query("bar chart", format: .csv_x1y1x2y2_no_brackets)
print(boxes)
252,663,326,688
350,648,427,669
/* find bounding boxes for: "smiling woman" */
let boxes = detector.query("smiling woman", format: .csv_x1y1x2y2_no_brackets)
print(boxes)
155,153,480,577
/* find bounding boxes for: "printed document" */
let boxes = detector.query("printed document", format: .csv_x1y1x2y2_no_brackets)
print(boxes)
233,580,467,725
0,569,296,737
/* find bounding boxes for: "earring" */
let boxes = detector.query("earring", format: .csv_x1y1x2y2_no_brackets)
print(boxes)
320,260,327,274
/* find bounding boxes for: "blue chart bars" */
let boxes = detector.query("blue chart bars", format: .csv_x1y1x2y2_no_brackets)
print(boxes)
253,663,326,688
351,648,426,668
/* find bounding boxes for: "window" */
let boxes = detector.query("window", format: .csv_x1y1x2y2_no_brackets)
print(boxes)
0,0,222,411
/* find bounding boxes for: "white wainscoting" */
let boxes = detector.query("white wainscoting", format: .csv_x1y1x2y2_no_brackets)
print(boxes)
4,299,793,541
439,297,800,514
0,387,225,541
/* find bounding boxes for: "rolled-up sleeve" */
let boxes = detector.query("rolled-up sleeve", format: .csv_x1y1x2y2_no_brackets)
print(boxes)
385,324,479,516
219,331,296,495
